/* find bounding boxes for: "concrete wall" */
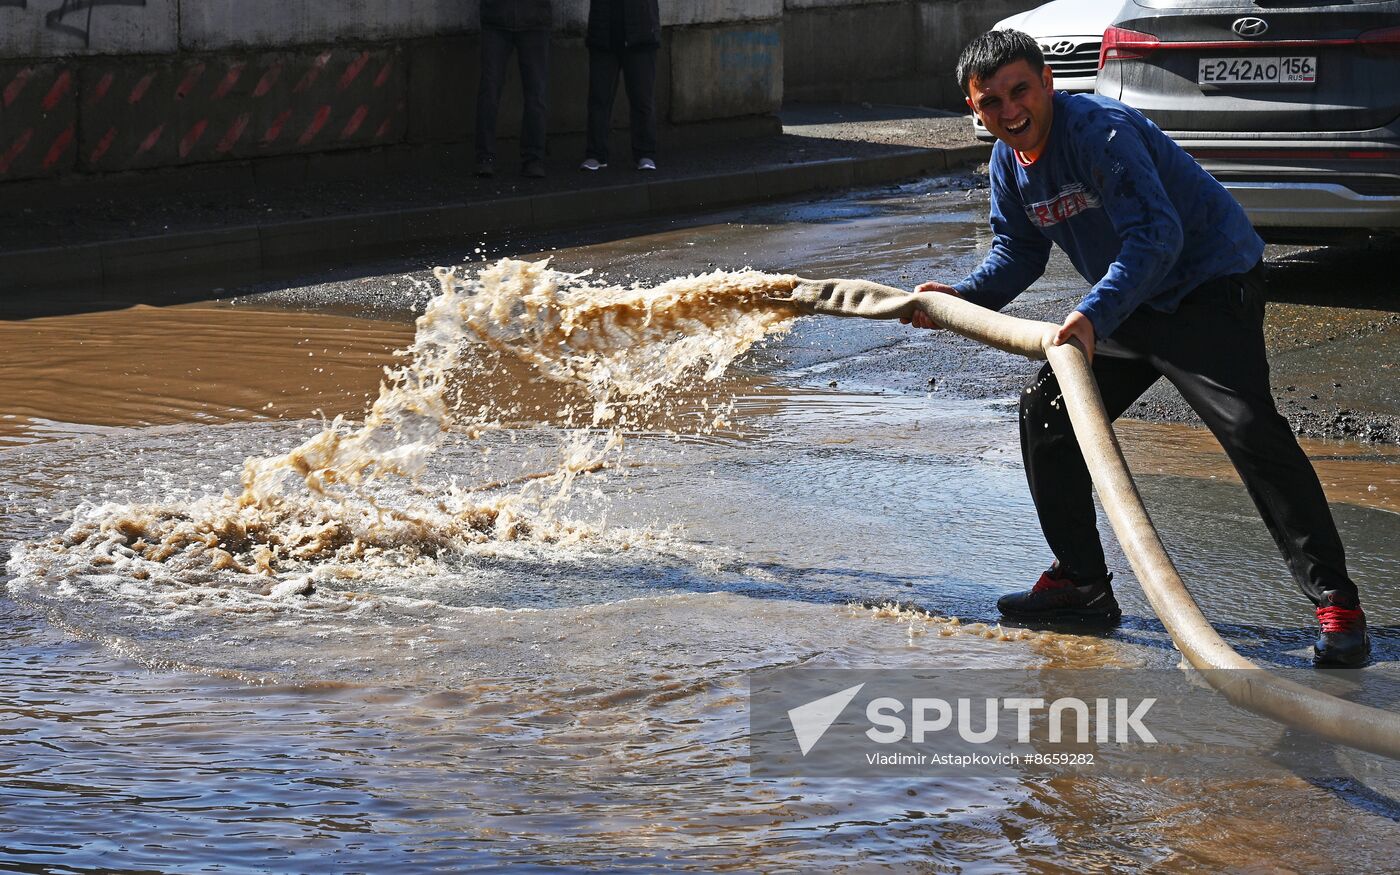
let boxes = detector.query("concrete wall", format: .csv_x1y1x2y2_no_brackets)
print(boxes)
0,0,786,55
180,1,474,51
0,0,1025,184
0,1,473,56
670,24,782,123
0,1,179,57
784,0,1039,108
0,1,785,182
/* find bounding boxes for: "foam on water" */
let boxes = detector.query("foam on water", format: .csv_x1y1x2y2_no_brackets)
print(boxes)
7,260,801,616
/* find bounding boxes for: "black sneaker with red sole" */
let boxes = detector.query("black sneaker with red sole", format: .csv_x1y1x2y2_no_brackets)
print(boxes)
1313,590,1370,668
997,563,1121,624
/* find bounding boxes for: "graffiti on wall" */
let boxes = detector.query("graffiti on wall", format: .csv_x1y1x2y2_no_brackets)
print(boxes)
1,0,149,47
46,0,148,47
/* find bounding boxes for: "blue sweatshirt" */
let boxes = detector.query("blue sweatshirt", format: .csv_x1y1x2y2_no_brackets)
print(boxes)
953,92,1263,340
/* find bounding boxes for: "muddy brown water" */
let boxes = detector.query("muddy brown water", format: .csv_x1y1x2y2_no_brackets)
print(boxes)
0,303,414,446
3,180,1398,871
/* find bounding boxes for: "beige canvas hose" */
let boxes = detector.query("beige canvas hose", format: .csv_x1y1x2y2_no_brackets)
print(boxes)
778,277,1400,760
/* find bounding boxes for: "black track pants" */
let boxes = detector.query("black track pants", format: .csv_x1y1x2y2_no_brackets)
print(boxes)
584,46,657,164
476,27,550,163
1019,263,1357,606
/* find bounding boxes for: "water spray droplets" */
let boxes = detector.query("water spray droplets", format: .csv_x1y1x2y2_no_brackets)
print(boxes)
12,259,803,602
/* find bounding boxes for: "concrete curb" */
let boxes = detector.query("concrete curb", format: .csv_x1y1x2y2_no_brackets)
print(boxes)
2,143,990,294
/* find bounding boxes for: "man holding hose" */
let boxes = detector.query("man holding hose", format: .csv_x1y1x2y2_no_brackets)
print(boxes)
910,30,1368,666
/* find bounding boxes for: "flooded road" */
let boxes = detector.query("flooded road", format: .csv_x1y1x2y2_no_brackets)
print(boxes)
3,178,1399,872
0,304,414,446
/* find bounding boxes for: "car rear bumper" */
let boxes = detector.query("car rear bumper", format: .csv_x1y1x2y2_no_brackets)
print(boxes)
1182,144,1400,231
1223,182,1400,229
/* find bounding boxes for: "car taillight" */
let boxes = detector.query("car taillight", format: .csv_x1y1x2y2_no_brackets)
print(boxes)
1360,25,1400,54
1099,26,1160,68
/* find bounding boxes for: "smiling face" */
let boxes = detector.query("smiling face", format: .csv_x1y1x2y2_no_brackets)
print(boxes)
966,59,1056,162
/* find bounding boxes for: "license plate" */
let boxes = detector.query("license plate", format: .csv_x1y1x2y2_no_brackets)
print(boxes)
1198,56,1316,85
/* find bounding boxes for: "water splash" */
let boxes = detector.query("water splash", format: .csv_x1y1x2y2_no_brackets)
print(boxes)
9,260,801,596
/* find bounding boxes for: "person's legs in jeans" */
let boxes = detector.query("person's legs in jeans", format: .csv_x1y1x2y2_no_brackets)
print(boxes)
1020,341,1162,582
585,49,622,164
516,29,550,164
620,47,658,163
475,26,514,165
1149,268,1356,606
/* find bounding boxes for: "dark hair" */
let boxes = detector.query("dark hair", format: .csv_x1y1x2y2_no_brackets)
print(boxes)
955,29,1045,95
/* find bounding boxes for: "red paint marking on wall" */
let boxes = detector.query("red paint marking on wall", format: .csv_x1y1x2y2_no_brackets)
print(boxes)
212,63,245,100
42,123,75,169
179,119,209,157
294,52,333,93
298,105,332,145
373,61,393,89
264,109,293,144
341,105,369,139
253,63,283,98
89,71,114,106
215,113,251,155
128,72,156,104
41,70,73,112
137,124,166,156
375,102,404,139
337,51,370,92
89,126,118,164
3,68,32,108
0,128,34,174
175,63,207,100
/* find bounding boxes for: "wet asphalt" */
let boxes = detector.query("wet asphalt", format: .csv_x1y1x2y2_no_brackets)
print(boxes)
202,170,1400,447
246,176,1394,450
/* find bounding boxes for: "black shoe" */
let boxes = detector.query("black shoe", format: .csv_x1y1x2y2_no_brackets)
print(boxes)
1313,590,1370,667
997,563,1121,623
522,159,545,179
475,159,495,178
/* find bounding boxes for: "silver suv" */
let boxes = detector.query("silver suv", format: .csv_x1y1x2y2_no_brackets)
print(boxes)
1096,0,1400,242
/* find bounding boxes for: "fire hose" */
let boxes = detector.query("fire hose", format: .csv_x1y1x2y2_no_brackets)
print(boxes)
777,276,1400,760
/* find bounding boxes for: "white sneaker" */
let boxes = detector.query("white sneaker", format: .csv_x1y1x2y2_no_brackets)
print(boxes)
579,158,606,171
636,158,657,171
